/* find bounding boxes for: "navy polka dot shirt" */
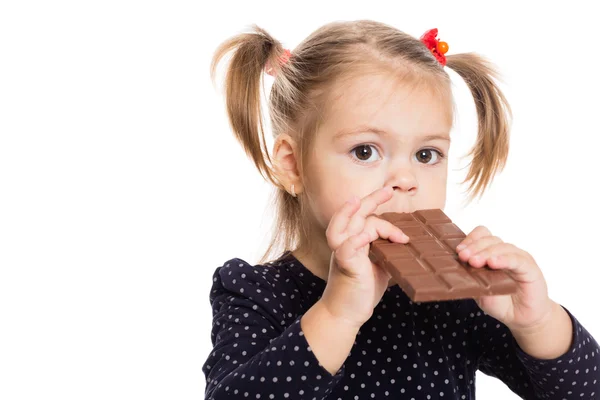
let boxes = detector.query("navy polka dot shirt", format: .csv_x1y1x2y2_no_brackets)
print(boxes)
202,251,600,399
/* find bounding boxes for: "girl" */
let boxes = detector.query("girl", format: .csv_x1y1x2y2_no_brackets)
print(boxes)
203,20,600,399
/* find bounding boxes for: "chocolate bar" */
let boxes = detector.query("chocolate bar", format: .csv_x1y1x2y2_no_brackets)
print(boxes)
368,209,518,302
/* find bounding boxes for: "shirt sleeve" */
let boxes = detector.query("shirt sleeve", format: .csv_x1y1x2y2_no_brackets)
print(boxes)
202,259,346,400
457,300,600,399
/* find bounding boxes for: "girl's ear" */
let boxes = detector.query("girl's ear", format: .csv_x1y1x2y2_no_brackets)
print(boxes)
272,134,303,195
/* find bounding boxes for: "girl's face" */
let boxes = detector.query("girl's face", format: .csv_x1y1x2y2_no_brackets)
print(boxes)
304,73,453,231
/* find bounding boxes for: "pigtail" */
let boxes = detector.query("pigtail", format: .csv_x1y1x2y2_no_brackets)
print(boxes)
446,53,512,200
210,25,285,185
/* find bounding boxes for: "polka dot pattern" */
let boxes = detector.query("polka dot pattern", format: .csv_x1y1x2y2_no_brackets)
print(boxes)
202,252,600,399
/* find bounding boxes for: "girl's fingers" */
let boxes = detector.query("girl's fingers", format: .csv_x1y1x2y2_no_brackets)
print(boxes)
326,196,362,250
333,232,372,276
465,242,515,268
326,186,394,250
465,243,539,280
457,235,503,262
456,225,493,252
355,186,394,219
486,250,541,283
333,216,409,276
347,186,394,234
485,249,522,271
364,215,409,243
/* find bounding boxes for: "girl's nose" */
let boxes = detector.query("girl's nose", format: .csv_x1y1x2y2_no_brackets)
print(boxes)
391,169,417,194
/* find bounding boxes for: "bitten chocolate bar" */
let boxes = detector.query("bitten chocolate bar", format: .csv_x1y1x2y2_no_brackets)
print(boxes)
368,209,518,302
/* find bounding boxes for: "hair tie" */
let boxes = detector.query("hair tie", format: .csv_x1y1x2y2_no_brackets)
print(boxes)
420,28,449,66
265,49,292,76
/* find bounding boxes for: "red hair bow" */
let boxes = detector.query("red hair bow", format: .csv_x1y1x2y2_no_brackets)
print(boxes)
265,49,292,76
420,28,449,66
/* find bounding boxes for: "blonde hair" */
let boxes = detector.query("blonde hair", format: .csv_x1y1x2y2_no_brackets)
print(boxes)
210,20,511,263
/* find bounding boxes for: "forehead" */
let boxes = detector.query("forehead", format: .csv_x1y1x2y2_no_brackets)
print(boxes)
322,72,453,138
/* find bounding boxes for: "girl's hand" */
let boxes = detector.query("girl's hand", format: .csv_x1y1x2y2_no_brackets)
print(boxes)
319,186,409,330
456,226,554,332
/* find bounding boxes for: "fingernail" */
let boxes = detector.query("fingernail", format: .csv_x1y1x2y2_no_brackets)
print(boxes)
456,243,466,251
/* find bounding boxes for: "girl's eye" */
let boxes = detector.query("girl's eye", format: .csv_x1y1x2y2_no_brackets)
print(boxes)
351,145,381,163
415,149,443,164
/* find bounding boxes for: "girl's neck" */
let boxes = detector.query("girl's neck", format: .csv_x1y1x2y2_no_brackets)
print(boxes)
291,230,332,283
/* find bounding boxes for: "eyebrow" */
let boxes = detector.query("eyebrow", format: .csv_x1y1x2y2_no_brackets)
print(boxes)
333,126,450,142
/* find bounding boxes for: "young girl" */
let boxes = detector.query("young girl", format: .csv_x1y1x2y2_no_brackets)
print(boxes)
203,20,600,399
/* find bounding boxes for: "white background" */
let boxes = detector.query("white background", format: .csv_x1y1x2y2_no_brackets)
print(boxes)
1,0,599,399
